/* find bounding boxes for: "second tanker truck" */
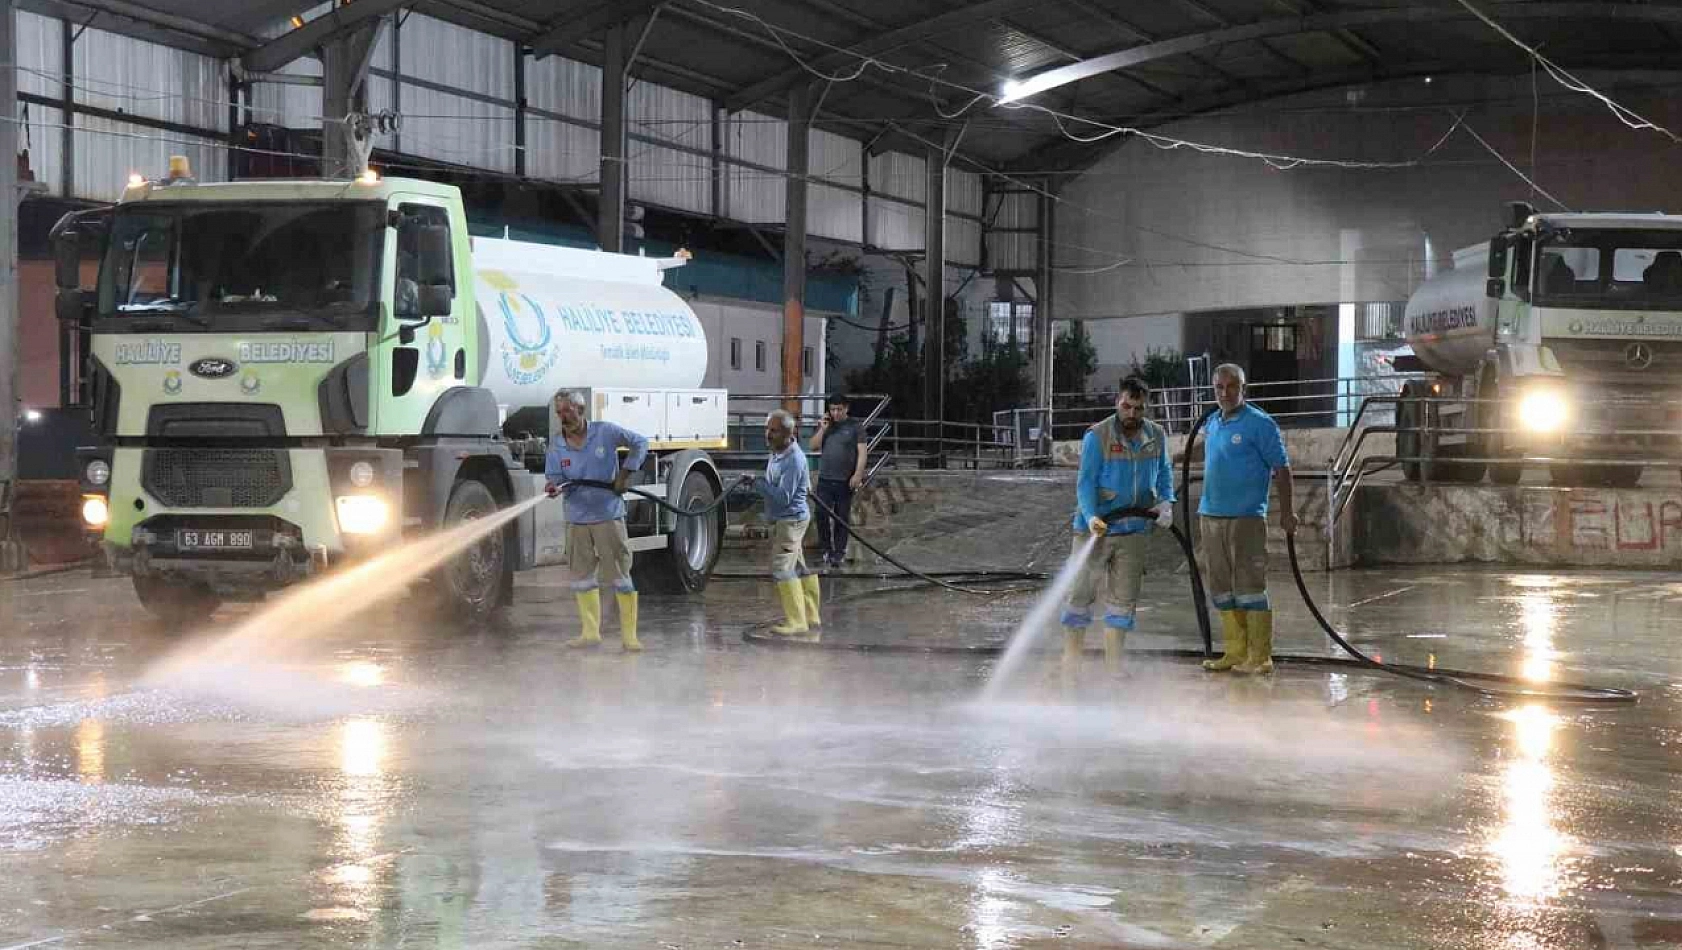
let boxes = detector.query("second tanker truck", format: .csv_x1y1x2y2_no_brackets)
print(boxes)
54,161,729,622
1398,201,1682,486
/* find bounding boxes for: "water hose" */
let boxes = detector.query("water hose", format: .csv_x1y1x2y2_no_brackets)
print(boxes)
738,411,1636,703
1177,407,1634,704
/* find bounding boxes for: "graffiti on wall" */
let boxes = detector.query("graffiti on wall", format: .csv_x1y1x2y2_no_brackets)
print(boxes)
1521,490,1682,556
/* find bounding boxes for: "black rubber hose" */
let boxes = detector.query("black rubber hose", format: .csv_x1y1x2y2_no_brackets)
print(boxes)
1282,533,1636,703
805,491,1047,597
557,477,751,518
1179,409,1218,657
1181,408,1633,704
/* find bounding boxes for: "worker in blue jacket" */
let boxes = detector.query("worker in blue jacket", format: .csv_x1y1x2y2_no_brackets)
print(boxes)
1063,376,1176,672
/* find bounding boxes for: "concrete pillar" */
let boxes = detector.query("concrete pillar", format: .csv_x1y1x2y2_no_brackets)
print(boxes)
1034,182,1057,410
922,143,948,426
321,19,385,179
781,82,811,412
0,0,22,572
598,20,629,253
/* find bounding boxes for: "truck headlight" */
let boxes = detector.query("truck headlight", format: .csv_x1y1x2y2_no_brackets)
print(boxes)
81,495,109,528
86,459,110,487
1518,390,1569,433
336,495,390,535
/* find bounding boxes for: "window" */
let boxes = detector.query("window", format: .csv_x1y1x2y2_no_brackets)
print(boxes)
755,341,766,372
802,346,814,376
94,201,386,331
395,204,453,318
729,337,742,371
1533,229,1682,310
985,300,1035,347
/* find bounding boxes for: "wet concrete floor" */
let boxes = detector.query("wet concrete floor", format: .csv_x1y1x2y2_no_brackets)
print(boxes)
0,551,1680,948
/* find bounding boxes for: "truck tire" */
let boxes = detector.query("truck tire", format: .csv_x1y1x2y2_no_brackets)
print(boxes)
437,478,510,619
132,574,221,626
632,468,721,595
1590,465,1641,489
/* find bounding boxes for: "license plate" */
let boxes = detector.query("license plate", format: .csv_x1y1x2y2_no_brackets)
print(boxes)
175,529,255,552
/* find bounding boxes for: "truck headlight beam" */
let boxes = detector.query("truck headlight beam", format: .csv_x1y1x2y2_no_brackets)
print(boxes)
336,495,390,535
81,495,109,528
1518,390,1569,433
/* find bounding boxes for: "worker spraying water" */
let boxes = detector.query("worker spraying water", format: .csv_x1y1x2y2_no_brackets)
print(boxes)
1062,376,1177,675
545,389,650,653
748,410,822,637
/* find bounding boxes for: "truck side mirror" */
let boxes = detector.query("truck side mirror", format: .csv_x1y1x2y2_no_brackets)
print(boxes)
55,288,86,323
1486,277,1506,298
416,224,452,287
54,235,81,290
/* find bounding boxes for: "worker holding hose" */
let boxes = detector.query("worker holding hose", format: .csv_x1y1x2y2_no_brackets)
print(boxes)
752,409,821,636
1199,363,1296,675
545,388,650,652
1064,376,1176,672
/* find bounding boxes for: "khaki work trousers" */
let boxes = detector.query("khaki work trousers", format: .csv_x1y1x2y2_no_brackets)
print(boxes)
567,519,634,593
1064,530,1150,630
769,518,810,581
1199,515,1270,611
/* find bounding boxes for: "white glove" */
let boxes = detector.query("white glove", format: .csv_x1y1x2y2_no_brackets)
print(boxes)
1153,504,1174,528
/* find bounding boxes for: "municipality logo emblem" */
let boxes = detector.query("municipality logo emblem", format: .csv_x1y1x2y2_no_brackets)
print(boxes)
162,370,182,395
240,371,261,395
1231,433,1243,445
426,321,449,379
1569,320,1585,334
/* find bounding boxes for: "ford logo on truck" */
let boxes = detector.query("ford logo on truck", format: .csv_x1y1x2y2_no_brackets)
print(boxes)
188,357,238,379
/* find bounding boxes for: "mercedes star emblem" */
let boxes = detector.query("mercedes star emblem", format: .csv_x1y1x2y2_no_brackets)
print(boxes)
1625,342,1655,370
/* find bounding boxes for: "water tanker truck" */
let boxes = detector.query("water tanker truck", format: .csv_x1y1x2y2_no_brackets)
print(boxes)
1398,201,1682,486
52,160,728,622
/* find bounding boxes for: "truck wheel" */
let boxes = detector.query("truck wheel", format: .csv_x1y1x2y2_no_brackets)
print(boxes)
438,479,510,619
132,574,221,626
1592,466,1641,489
1489,462,1523,486
632,468,721,595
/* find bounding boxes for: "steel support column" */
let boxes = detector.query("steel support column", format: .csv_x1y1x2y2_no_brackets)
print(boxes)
598,19,629,253
1034,181,1057,411
780,82,812,413
321,18,385,179
0,0,22,571
922,133,954,427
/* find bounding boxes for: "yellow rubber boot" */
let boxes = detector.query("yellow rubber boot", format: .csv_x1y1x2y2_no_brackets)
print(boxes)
771,579,809,635
1201,610,1248,671
617,591,642,652
1235,610,1274,675
1062,627,1085,663
1104,628,1127,674
567,589,603,648
801,574,822,627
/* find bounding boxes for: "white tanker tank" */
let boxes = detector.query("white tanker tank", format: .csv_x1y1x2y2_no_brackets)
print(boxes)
1402,244,1498,376
469,237,709,415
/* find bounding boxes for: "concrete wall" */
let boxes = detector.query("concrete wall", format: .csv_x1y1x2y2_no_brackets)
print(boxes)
1057,71,1682,321
1085,313,1184,388
1354,484,1682,568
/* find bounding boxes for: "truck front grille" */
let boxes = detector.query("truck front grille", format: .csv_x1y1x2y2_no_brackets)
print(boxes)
142,449,292,508
1546,338,1682,378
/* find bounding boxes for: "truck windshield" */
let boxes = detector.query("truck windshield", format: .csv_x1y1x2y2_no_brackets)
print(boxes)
95,201,385,331
1533,228,1682,312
